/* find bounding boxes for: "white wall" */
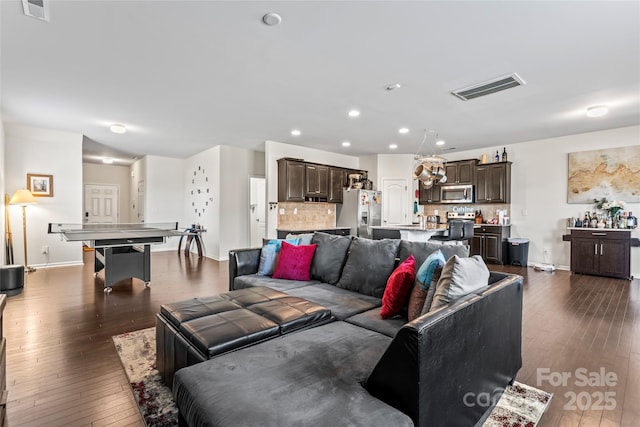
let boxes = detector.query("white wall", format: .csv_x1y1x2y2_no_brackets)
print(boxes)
184,146,264,260
443,125,640,276
129,157,146,223
265,140,360,238
145,155,186,251
4,123,83,267
184,146,220,258
82,163,131,223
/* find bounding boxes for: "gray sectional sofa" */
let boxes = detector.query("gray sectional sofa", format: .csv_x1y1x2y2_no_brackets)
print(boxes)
164,233,524,427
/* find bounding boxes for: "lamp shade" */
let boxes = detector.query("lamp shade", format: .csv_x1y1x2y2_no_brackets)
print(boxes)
9,189,37,205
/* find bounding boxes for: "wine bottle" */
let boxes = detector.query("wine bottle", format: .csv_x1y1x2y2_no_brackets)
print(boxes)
494,150,500,162
501,147,507,162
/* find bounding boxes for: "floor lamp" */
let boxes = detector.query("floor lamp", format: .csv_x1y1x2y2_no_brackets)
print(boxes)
10,189,37,273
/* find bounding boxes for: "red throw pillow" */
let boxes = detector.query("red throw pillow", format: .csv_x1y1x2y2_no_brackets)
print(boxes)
380,255,416,319
272,241,317,281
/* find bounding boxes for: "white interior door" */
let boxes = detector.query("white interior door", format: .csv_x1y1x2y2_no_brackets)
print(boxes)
249,177,266,247
84,184,119,224
382,179,408,225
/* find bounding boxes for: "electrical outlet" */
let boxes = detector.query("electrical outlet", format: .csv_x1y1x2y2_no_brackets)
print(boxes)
41,245,49,254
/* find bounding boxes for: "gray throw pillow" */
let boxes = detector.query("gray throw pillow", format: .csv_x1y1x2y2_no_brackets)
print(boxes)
397,240,470,267
429,255,489,312
310,232,352,284
286,233,314,245
336,238,401,298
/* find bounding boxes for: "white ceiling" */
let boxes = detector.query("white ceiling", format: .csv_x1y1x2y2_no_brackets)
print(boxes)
2,1,639,165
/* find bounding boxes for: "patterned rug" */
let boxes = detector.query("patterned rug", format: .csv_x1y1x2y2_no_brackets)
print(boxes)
113,327,552,427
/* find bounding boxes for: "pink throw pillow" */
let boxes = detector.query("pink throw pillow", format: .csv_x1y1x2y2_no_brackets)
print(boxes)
380,255,416,319
272,241,317,281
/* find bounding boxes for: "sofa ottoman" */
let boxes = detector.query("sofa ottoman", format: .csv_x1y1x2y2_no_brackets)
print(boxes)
157,286,332,386
173,321,414,427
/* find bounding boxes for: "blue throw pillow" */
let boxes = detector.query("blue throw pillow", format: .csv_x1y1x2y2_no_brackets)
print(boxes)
415,250,446,291
257,238,300,276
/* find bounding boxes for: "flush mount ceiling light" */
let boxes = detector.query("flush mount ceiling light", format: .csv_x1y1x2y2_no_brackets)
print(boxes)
398,127,409,134
341,141,351,147
290,129,301,136
348,110,360,117
586,105,609,118
102,158,114,164
109,124,127,134
389,143,398,149
262,13,282,26
436,138,445,146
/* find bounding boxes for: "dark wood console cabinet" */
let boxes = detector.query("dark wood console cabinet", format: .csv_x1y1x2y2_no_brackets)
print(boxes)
569,230,631,279
475,162,511,203
471,225,510,264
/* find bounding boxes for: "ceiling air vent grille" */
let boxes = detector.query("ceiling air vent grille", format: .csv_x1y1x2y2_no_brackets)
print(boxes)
22,0,49,21
451,73,525,101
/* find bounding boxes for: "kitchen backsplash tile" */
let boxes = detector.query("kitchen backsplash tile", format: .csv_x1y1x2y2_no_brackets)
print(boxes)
277,202,336,230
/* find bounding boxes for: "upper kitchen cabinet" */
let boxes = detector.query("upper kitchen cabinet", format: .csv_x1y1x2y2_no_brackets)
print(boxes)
444,159,475,185
305,164,329,198
278,158,306,202
419,184,441,204
475,162,511,203
328,167,345,203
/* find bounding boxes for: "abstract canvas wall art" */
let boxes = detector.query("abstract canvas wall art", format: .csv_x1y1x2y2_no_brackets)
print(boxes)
567,146,640,203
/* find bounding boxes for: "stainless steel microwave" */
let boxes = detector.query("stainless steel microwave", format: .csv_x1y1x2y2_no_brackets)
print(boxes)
440,184,474,204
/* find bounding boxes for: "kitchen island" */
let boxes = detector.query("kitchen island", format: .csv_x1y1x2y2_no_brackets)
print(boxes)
370,224,447,242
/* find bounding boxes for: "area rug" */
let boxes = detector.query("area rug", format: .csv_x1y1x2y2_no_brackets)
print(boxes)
113,327,552,427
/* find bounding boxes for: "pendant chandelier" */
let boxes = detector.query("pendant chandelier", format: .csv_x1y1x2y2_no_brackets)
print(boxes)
412,130,448,189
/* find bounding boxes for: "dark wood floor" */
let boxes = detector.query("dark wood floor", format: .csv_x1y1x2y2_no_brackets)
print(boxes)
2,251,638,426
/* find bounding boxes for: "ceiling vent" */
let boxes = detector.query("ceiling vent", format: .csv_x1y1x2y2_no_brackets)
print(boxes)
451,73,525,101
22,0,49,22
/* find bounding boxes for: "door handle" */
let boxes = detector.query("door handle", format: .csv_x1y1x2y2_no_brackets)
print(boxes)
600,243,603,255
594,244,598,255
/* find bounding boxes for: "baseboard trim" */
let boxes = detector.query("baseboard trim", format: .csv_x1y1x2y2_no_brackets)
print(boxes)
31,261,84,269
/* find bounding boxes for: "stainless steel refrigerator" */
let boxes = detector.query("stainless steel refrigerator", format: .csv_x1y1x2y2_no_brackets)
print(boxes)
336,189,382,239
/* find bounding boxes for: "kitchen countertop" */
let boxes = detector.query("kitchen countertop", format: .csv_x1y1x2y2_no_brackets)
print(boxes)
277,227,350,231
370,224,448,231
566,227,636,232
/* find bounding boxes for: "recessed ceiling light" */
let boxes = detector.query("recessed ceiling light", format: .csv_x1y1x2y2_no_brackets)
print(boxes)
398,127,409,134
586,105,609,118
262,13,282,26
110,124,127,134
342,141,351,147
436,139,445,146
348,110,360,118
102,158,114,164
385,83,402,91
291,129,301,136
389,144,398,149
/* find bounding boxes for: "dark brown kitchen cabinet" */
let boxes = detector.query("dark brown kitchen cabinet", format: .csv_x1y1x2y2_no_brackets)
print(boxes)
328,168,345,203
419,184,441,204
475,162,511,203
305,164,329,197
277,159,305,202
570,230,631,279
471,225,510,264
445,159,475,185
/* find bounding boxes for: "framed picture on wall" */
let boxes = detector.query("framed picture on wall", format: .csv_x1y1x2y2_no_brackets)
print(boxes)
27,173,54,197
